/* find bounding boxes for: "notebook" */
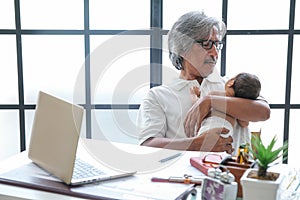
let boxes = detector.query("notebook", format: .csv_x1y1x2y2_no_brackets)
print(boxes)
28,91,136,186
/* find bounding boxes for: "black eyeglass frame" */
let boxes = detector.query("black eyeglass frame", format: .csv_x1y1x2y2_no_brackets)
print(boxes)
195,39,224,51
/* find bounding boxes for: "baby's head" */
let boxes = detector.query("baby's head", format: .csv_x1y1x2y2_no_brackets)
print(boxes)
225,73,261,99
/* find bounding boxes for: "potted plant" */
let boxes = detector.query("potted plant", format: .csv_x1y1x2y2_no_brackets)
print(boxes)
240,134,288,200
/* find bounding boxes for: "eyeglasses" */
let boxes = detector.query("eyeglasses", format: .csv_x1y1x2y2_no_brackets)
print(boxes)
195,39,224,51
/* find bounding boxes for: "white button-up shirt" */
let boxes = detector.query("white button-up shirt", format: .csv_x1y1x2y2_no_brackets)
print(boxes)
136,68,250,154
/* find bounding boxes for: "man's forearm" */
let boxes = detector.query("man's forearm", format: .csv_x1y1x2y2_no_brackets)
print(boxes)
208,95,270,122
141,128,234,153
141,137,201,151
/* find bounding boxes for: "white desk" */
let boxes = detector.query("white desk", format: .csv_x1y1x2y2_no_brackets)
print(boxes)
0,139,205,200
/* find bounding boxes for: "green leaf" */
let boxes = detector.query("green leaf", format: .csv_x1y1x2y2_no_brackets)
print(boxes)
249,134,289,175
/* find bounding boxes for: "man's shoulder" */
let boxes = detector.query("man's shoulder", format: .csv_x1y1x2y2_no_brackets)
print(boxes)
148,84,178,98
150,78,192,91
149,84,170,92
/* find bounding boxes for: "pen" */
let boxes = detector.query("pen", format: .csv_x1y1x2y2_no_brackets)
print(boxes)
286,175,296,190
294,181,300,192
159,153,182,163
151,175,203,185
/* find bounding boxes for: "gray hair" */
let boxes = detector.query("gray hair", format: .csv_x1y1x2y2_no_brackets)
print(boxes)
168,11,226,70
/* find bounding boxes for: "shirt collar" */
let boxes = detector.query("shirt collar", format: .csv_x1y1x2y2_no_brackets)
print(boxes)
169,68,223,91
205,68,223,83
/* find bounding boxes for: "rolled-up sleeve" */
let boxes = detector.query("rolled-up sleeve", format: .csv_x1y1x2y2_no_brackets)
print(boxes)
136,90,167,145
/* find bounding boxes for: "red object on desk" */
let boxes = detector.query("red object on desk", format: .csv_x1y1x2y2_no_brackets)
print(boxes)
190,157,214,175
151,177,170,183
190,152,230,175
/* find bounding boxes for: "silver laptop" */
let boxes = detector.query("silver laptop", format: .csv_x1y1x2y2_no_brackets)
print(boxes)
28,91,136,185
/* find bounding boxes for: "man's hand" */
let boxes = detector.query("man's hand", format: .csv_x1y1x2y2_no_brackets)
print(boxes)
237,119,249,127
190,86,201,104
184,95,211,137
194,127,234,154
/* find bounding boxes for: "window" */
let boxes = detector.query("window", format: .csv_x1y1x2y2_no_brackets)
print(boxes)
226,35,288,104
22,35,85,103
0,0,299,165
20,0,84,29
89,0,150,29
0,0,15,29
227,0,290,30
0,35,18,104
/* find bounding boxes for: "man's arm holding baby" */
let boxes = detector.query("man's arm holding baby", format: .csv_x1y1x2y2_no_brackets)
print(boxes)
185,92,270,135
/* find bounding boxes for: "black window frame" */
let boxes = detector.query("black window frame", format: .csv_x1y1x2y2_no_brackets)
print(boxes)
0,0,299,164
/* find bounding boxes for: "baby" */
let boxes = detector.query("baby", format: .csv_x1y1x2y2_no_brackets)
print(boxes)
191,72,261,138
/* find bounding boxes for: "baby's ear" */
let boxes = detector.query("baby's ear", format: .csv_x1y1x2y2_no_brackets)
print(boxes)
226,79,235,88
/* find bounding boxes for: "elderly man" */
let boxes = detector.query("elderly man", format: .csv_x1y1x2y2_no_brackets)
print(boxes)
136,11,270,154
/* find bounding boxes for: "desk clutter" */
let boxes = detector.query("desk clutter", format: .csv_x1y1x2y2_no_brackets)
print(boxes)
1,149,299,200
2,137,297,200
190,151,253,198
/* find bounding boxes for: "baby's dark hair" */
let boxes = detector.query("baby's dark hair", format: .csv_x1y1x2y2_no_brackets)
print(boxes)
233,72,261,100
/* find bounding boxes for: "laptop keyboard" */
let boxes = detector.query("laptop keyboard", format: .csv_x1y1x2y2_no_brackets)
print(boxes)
72,158,106,180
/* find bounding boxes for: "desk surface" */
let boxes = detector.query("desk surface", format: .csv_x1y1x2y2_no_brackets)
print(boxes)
5,139,289,199
0,152,86,200
0,139,205,200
